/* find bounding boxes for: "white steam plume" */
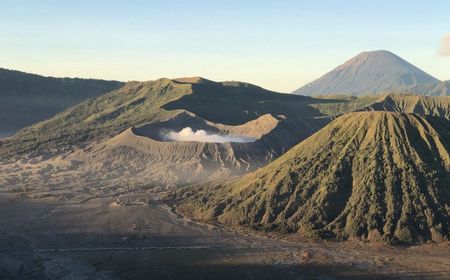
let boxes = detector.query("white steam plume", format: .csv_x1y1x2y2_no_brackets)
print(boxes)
162,127,255,143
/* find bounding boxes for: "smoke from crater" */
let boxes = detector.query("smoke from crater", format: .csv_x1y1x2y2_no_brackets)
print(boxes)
162,127,256,143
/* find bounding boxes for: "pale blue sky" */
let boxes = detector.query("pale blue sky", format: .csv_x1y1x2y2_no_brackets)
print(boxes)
1,0,449,92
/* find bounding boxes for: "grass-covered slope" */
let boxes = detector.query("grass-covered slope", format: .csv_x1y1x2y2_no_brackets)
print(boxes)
360,94,450,119
176,112,450,244
311,94,450,118
308,95,382,116
0,79,192,158
0,77,340,159
0,68,123,133
164,80,330,125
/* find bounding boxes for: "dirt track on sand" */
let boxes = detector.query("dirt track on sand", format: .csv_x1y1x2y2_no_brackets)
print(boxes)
0,193,449,280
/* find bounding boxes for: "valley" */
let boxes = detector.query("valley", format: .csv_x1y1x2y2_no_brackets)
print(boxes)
1,192,449,280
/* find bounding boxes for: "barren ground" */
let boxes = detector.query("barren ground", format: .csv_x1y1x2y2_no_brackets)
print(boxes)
0,191,449,280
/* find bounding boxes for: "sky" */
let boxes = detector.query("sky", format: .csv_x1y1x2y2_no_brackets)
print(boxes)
1,0,449,92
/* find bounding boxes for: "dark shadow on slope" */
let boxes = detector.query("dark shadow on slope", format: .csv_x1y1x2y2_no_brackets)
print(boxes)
164,81,343,125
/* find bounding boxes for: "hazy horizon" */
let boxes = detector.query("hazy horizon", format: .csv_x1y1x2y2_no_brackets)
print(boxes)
1,0,449,92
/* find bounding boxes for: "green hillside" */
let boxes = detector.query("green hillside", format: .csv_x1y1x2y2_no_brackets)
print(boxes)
0,68,123,134
175,112,450,244
0,78,339,158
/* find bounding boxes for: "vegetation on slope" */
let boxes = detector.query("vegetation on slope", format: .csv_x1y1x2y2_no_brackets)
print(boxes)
311,94,450,118
0,78,342,159
164,80,333,125
0,68,123,133
360,94,450,119
0,79,191,158
175,112,450,244
309,95,381,116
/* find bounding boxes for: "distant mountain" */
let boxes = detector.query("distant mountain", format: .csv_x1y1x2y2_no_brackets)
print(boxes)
0,68,123,136
175,112,450,244
293,50,449,96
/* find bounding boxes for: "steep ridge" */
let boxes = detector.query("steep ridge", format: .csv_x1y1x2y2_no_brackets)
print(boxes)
0,79,193,158
175,112,450,244
0,111,323,197
0,78,335,159
310,94,450,118
49,114,280,187
293,50,447,96
133,111,279,141
0,68,123,135
0,78,340,196
361,94,450,119
309,95,382,116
